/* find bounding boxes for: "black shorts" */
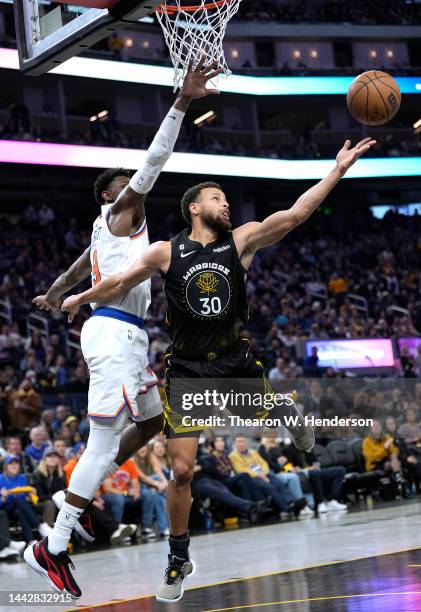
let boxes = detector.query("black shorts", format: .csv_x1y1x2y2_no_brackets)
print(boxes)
163,339,274,439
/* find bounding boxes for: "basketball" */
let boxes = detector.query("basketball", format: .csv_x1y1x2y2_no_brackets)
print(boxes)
347,70,401,126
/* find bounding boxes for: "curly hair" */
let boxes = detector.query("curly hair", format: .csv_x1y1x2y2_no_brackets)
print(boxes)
93,168,131,206
180,181,222,225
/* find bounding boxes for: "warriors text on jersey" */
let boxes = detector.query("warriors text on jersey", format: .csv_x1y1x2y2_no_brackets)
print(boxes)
163,228,249,354
89,204,151,318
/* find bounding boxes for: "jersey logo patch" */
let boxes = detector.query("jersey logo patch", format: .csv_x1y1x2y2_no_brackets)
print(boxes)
196,272,218,295
180,250,196,259
213,245,230,253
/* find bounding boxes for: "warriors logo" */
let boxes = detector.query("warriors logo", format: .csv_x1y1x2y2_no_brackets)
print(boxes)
196,272,218,295
186,269,231,318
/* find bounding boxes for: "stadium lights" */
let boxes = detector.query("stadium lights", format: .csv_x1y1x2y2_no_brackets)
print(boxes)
193,110,215,126
89,115,97,122
1,48,421,95
413,118,421,129
97,110,109,120
0,140,421,180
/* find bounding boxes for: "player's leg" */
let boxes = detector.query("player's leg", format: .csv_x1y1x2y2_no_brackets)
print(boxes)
24,412,127,598
113,382,164,466
167,436,198,536
156,436,198,603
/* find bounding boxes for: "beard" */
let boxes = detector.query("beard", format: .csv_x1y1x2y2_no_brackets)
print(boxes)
202,212,232,234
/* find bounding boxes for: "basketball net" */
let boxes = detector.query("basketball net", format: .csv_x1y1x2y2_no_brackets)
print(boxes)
156,0,242,91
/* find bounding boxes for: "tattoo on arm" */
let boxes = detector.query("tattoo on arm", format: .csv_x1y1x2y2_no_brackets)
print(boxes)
46,247,91,303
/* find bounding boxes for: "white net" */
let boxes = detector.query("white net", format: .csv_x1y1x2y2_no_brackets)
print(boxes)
156,0,242,91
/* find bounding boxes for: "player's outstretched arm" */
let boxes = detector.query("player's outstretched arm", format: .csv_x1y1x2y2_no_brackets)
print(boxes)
234,138,376,264
61,241,171,322
107,55,223,236
33,247,91,312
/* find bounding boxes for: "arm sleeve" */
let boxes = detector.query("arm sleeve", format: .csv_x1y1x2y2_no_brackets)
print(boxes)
129,107,185,195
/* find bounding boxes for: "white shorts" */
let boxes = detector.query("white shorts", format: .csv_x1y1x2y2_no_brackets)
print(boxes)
80,314,162,422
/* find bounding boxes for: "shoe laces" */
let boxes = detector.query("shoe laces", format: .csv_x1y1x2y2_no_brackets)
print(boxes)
165,556,185,585
58,551,75,572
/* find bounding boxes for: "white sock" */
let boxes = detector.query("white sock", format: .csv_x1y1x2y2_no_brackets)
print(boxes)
47,501,84,555
104,461,119,479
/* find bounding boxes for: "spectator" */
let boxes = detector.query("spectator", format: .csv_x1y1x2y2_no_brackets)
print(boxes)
63,415,81,440
229,435,306,517
304,346,319,375
401,347,416,378
258,434,313,516
5,436,34,475
134,446,169,538
152,440,172,480
0,456,51,544
89,491,134,545
63,442,86,486
32,447,66,527
52,404,70,434
25,426,49,465
0,509,26,560
397,407,421,445
362,421,404,485
52,437,69,468
202,436,268,503
101,459,141,540
268,358,286,382
40,409,55,437
385,415,421,491
9,379,42,431
282,444,348,513
65,365,89,393
194,456,265,524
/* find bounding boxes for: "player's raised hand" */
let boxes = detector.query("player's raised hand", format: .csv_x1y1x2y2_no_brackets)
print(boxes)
180,54,224,99
61,295,80,323
33,294,61,312
336,137,377,173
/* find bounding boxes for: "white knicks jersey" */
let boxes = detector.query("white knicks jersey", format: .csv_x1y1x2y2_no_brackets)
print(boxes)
89,204,151,319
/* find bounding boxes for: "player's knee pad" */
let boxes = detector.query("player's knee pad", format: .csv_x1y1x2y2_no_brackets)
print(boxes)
68,427,121,500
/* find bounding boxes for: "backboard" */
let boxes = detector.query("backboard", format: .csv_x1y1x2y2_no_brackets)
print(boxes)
14,0,162,75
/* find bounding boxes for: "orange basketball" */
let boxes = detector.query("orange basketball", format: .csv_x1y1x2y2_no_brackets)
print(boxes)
347,70,401,126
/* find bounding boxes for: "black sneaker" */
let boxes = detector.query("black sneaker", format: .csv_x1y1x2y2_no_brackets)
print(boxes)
24,538,81,598
289,497,307,518
156,554,196,603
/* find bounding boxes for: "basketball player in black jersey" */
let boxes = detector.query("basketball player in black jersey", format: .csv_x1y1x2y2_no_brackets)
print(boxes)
62,135,375,603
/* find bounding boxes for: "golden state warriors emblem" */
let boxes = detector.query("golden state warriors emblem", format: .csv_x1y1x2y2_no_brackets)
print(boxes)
196,272,218,295
185,268,231,319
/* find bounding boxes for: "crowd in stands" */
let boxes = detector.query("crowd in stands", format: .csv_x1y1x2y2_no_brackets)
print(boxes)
3,396,421,560
0,204,419,411
2,103,421,161
0,196,419,559
234,0,421,25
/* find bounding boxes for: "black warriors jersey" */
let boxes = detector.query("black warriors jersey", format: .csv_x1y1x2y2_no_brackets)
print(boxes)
162,229,249,354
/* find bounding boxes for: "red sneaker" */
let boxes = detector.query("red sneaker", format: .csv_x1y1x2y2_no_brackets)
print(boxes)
24,538,81,598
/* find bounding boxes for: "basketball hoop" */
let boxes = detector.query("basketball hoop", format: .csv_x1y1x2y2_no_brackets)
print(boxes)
156,0,242,91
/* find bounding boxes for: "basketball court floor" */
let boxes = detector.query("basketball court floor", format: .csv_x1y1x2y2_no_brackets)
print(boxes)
3,500,421,612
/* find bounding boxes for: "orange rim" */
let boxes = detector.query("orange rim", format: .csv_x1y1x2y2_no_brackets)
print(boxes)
157,0,230,14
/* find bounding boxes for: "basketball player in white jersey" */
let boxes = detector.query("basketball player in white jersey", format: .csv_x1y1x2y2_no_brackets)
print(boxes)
25,56,222,598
